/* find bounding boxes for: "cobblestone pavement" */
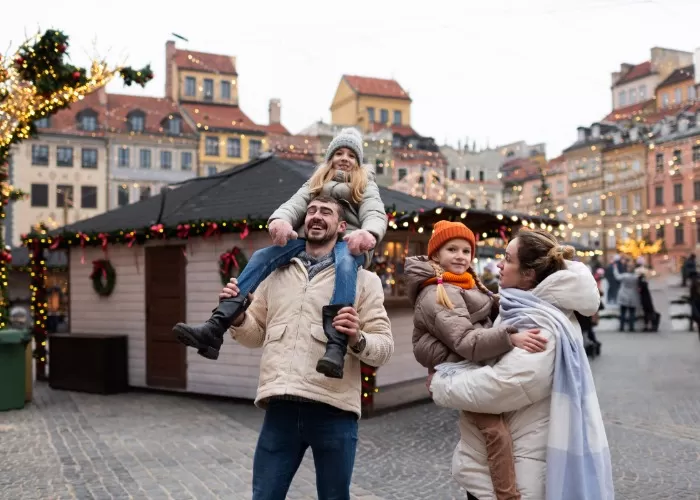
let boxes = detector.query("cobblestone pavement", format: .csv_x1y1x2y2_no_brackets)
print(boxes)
2,285,700,499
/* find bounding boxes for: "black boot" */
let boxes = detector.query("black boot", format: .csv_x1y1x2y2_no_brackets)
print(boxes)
173,295,250,360
316,304,351,379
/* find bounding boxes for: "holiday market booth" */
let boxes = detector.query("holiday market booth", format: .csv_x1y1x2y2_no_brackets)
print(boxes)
23,153,553,414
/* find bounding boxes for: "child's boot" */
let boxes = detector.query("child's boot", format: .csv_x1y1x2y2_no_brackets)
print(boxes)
316,304,351,379
173,295,250,360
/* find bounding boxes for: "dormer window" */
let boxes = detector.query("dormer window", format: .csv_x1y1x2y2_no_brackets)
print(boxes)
591,125,601,138
77,109,98,132
629,128,639,141
163,115,183,135
35,117,50,128
128,111,145,133
577,128,588,142
679,117,689,132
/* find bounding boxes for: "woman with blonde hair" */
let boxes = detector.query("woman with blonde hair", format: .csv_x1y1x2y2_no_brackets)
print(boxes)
174,128,387,378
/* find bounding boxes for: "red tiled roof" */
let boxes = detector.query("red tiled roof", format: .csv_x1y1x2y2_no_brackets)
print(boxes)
174,49,237,75
657,65,695,89
544,156,566,175
264,123,291,135
615,61,653,86
602,99,656,122
106,94,196,135
343,75,411,100
42,91,107,136
369,122,418,136
180,103,265,133
643,101,700,125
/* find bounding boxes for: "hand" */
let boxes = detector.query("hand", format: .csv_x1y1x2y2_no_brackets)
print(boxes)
332,306,360,346
510,329,548,353
268,219,297,247
219,278,253,326
343,230,376,256
426,371,435,396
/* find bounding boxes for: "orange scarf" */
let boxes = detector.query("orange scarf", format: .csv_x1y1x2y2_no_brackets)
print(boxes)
423,271,475,290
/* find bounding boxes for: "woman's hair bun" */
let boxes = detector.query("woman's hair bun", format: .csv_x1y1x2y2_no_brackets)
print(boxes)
548,244,575,262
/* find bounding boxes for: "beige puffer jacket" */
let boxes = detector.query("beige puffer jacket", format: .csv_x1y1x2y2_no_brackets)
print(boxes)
268,163,388,242
404,256,514,369
229,258,394,417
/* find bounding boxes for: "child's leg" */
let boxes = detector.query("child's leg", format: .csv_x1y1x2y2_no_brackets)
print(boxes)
469,412,521,500
173,239,306,360
316,241,365,379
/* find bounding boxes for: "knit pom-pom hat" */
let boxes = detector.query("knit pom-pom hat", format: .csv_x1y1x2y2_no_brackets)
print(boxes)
427,220,476,258
325,127,364,165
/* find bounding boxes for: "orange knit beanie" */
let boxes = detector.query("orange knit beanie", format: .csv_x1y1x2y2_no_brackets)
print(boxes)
427,220,476,257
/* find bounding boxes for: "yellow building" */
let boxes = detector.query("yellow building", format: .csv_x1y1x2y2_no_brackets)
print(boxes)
330,75,412,133
165,41,268,175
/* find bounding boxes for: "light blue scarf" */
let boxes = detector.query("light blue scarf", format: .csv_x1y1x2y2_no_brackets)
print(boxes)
499,287,615,500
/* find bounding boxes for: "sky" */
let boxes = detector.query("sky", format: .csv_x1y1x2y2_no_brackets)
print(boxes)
2,0,700,157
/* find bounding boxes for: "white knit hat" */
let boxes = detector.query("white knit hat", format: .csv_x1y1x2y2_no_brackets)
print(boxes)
325,127,364,165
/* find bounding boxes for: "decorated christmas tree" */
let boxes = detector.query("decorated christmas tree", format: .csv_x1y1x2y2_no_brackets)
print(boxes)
534,168,555,216
0,28,152,363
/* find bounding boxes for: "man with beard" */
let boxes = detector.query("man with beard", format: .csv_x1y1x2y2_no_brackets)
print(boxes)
221,195,394,500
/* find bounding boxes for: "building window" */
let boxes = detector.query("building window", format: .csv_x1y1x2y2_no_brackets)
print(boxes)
184,77,196,97
79,111,98,132
181,152,193,171
675,225,685,245
694,181,700,201
675,88,682,104
31,145,49,166
30,184,48,207
655,186,664,206
693,145,700,163
661,93,669,108
465,170,471,181
140,149,151,169
689,85,697,101
203,79,214,101
632,159,641,172
117,185,129,207
375,158,384,175
393,110,402,125
56,146,73,167
367,107,375,123
556,180,564,194
620,195,628,213
380,109,389,124
655,153,664,172
128,113,145,133
606,197,615,213
35,117,50,128
160,150,172,170
639,85,647,100
629,88,637,104
81,148,98,169
118,147,130,167
249,139,262,159
674,183,683,204
673,149,682,166
450,169,456,180
398,168,407,181
168,117,182,135
227,138,241,158
392,136,403,148
221,80,231,100
656,225,665,240
56,185,74,208
479,171,485,182
81,185,97,209
618,90,626,106
139,186,151,201
207,165,218,176
205,136,219,156
633,192,641,211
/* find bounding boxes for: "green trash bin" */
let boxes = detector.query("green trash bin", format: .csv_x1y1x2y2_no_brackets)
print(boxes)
0,329,31,411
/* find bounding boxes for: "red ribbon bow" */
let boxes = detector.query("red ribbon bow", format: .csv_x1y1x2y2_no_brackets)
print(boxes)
125,231,137,248
239,223,249,240
499,225,509,244
89,259,107,279
150,224,164,237
49,236,62,250
177,224,190,239
78,232,89,264
204,222,219,239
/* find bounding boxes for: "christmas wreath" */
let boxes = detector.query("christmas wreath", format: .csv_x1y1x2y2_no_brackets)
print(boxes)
90,259,116,297
219,247,248,286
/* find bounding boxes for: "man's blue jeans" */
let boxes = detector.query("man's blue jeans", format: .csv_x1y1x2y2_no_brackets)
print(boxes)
252,400,358,500
235,240,365,305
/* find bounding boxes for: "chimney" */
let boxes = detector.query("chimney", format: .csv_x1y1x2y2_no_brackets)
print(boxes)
695,48,700,84
269,98,281,125
165,41,176,100
97,86,107,106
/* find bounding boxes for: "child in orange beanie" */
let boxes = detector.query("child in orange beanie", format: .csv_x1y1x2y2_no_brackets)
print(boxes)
404,220,548,500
